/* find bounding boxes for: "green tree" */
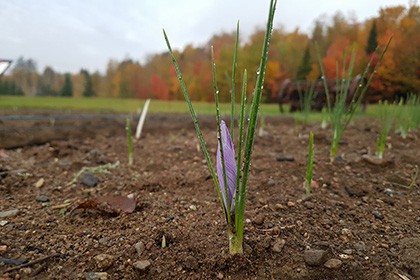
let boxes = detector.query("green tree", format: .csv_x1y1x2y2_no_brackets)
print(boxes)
60,73,73,97
366,20,378,54
81,69,95,97
296,44,311,80
12,57,39,96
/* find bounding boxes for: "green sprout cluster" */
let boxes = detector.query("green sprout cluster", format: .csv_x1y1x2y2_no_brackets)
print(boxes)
164,0,277,255
317,38,392,163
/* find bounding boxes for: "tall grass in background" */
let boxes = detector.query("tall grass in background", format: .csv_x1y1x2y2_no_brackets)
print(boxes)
395,93,420,138
295,81,316,125
317,37,392,162
375,101,397,159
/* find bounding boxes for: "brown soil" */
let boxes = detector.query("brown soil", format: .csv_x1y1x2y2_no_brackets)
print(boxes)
1,110,419,280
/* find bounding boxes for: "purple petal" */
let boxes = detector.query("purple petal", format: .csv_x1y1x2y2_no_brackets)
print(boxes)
217,120,237,212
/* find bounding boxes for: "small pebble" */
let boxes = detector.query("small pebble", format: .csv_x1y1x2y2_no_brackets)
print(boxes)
276,156,295,162
35,196,50,203
0,220,8,226
0,209,19,218
216,272,224,279
93,254,115,270
85,272,108,280
354,241,366,252
34,178,45,188
287,201,295,207
343,249,353,255
272,238,286,253
304,249,327,266
372,210,383,220
189,205,197,211
253,214,265,225
133,260,151,271
134,241,145,256
20,267,32,275
341,228,352,236
183,255,198,270
80,172,99,188
324,258,342,269
0,245,7,253
384,188,393,196
274,203,285,210
339,254,351,260
304,201,315,209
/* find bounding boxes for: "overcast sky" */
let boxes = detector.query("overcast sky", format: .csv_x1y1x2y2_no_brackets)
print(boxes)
1,0,407,74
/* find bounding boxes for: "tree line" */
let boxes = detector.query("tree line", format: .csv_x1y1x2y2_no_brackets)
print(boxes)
1,3,418,102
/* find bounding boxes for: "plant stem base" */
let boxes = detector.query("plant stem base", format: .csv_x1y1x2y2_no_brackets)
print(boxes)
229,232,243,255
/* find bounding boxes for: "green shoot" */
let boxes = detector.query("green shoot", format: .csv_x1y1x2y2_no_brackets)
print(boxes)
376,100,397,159
395,99,410,138
230,21,239,139
295,81,316,125
126,118,133,165
258,114,266,137
306,132,314,196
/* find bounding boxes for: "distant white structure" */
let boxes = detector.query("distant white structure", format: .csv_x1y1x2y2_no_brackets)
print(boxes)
135,99,151,139
0,60,12,76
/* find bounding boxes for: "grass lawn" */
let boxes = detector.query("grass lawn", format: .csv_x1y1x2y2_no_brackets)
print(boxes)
0,96,281,115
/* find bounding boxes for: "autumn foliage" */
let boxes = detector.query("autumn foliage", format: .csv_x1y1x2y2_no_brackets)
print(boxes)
1,3,418,102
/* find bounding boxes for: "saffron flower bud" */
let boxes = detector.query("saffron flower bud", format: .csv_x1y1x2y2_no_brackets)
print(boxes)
217,120,237,213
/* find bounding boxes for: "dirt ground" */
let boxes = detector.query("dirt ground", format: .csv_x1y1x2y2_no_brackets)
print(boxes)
1,110,419,280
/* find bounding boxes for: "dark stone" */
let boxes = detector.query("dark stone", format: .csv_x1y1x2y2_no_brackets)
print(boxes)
276,156,295,162
35,196,49,202
79,172,99,188
372,210,383,220
304,249,328,266
344,185,367,198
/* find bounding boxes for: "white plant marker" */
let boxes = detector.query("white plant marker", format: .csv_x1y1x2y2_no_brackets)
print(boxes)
135,99,151,139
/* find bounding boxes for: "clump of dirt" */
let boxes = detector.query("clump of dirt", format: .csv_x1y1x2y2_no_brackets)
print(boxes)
1,111,419,279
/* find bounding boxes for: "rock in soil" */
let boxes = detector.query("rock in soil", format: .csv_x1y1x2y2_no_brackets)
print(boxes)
304,249,328,266
133,260,151,271
93,254,115,270
253,213,265,225
35,196,50,202
0,209,19,218
272,238,286,253
80,172,99,188
353,241,366,253
134,241,145,256
34,178,45,188
85,272,109,280
324,258,343,269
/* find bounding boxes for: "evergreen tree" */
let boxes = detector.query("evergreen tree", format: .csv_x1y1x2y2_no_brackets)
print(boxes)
365,20,378,54
81,69,95,97
296,44,311,80
60,73,73,97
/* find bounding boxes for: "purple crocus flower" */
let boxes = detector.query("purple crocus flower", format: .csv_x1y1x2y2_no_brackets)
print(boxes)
217,120,237,212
